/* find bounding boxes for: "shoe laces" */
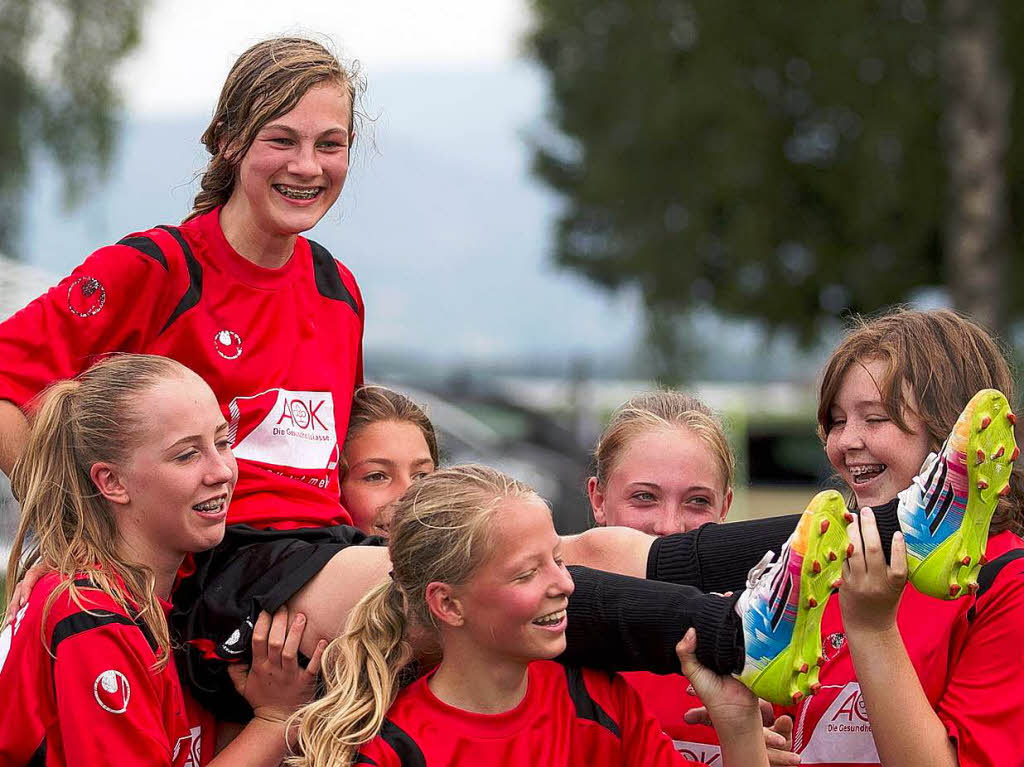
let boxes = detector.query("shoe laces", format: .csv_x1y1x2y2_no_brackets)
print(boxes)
745,550,778,591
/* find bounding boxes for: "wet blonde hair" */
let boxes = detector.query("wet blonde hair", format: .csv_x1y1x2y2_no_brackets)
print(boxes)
342,386,440,475
289,465,541,767
5,354,195,665
593,390,735,492
188,36,364,220
818,308,1022,533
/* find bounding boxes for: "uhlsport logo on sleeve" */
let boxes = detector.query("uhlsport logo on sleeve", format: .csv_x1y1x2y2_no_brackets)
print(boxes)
93,669,131,714
229,389,337,473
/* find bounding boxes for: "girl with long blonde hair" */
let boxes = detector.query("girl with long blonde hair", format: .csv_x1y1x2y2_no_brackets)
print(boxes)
291,465,772,767
0,354,323,766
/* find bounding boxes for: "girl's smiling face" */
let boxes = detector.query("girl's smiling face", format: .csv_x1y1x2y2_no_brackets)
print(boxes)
824,359,933,508
340,420,435,535
588,426,731,535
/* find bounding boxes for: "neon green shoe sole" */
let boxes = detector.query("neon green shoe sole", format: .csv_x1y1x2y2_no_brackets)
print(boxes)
738,490,852,704
900,389,1017,599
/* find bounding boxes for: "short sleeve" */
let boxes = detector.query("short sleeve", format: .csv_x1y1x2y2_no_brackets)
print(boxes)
52,617,175,767
0,241,175,407
355,737,399,767
936,562,1024,767
609,672,695,766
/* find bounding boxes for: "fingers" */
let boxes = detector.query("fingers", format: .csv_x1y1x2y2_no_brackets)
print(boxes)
767,746,802,766
674,627,698,676
889,531,908,589
306,639,328,677
267,607,289,667
251,610,272,662
281,612,306,667
858,508,886,572
844,510,865,574
763,726,788,749
682,705,711,726
226,662,250,696
759,698,776,726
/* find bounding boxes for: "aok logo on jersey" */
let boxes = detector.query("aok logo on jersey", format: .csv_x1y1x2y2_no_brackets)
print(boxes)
674,740,721,765
795,683,879,764
229,389,337,472
172,726,203,767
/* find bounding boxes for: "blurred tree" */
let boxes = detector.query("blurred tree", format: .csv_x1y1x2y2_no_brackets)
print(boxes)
528,0,1021,356
0,0,144,253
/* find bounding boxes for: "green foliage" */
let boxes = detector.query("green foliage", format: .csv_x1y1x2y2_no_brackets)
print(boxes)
528,0,1024,348
0,0,144,251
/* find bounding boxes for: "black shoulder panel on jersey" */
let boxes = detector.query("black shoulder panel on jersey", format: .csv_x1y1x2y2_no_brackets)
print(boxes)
156,225,204,335
308,239,359,314
28,739,46,767
378,720,426,767
563,665,622,738
116,235,169,270
354,754,378,765
50,611,159,657
967,548,1024,622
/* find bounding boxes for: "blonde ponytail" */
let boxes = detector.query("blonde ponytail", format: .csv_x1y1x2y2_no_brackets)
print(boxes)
289,465,541,766
5,354,191,666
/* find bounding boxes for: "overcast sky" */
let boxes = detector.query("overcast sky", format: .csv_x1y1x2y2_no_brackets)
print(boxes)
119,0,532,116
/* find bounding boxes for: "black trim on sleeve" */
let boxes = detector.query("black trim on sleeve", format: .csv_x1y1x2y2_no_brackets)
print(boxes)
563,665,622,738
27,739,46,767
156,225,204,334
50,611,159,657
967,549,1024,622
378,720,426,767
309,240,359,313
115,236,169,270
354,755,378,765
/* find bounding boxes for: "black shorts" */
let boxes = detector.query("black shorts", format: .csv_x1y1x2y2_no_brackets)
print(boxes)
170,524,385,721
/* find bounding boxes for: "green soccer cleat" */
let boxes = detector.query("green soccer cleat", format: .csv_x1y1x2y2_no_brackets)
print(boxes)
736,490,852,705
898,389,1018,599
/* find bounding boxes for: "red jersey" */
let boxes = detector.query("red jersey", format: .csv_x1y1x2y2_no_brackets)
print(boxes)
0,208,364,530
781,531,1024,767
0,572,214,766
356,661,699,767
621,672,723,765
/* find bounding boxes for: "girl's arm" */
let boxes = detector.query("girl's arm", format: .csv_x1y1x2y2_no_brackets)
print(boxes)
675,628,770,767
840,509,958,767
0,399,28,477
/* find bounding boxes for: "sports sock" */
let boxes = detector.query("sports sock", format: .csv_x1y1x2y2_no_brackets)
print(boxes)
562,566,744,675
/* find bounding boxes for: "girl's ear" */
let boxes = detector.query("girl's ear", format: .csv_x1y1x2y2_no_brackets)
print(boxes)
719,487,734,523
90,462,130,505
425,581,464,627
587,477,607,526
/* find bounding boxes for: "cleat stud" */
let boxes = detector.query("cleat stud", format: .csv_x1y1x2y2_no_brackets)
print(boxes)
961,556,972,566
820,519,831,534
980,416,992,430
977,479,989,490
792,691,804,703
807,597,818,608
1000,484,1011,497
977,448,987,465
980,554,989,565
1012,446,1020,462
811,682,822,693
1008,412,1017,426
843,511,855,523
847,543,855,557
949,584,962,597
798,662,809,674
994,445,1006,459
831,578,843,589
812,560,822,574
817,655,826,667
828,550,838,562
968,582,980,593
